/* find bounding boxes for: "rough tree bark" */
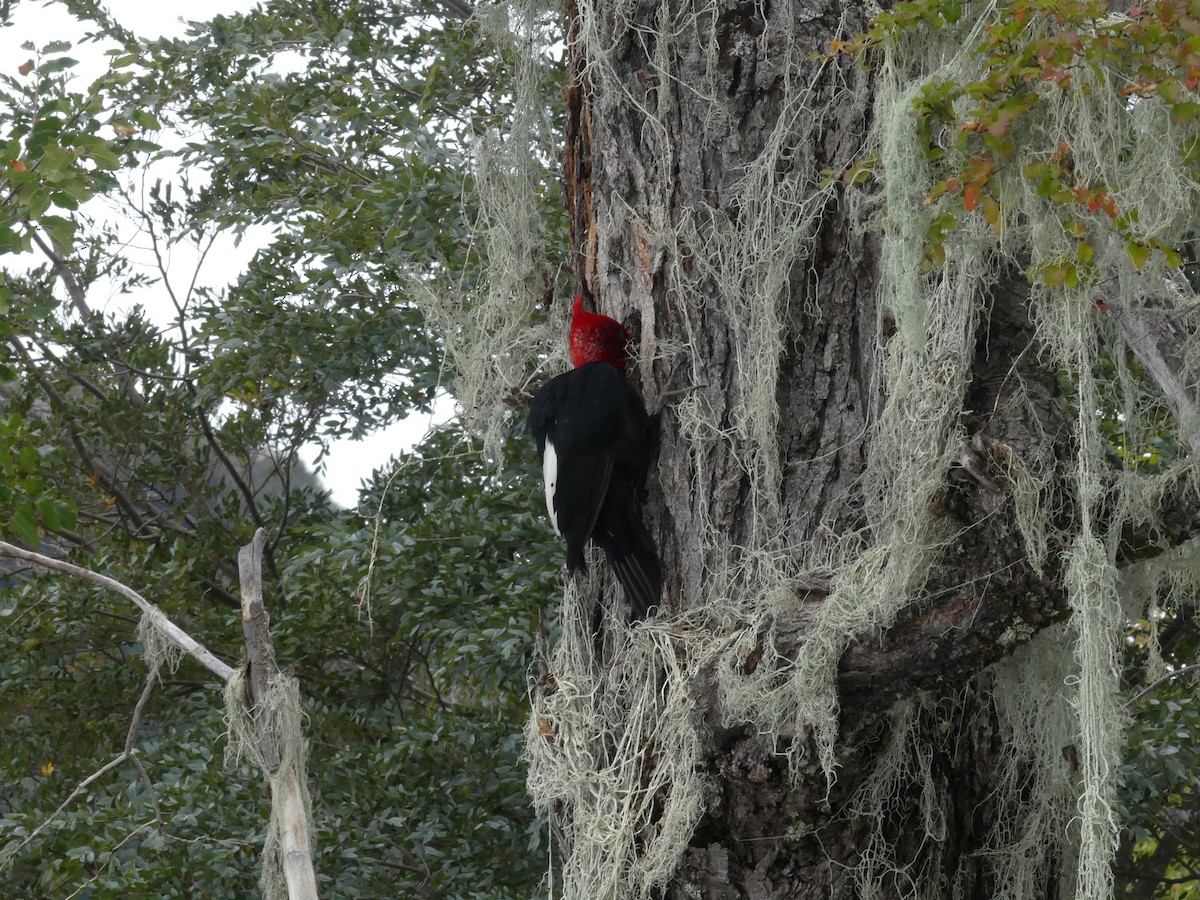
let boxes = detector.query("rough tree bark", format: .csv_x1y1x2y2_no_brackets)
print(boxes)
557,0,1098,896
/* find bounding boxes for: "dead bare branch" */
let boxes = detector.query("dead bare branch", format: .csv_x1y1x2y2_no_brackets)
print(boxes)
0,540,234,681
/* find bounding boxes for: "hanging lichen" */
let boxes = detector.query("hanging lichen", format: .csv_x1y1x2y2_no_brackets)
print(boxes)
136,607,187,677
412,0,566,462
223,668,314,900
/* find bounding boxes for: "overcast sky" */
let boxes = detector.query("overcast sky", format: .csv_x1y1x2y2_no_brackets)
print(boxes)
3,0,452,508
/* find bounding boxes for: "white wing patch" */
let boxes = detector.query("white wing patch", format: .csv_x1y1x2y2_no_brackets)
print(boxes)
542,440,561,535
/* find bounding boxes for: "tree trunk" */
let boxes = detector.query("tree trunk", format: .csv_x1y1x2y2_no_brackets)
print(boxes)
538,0,1104,896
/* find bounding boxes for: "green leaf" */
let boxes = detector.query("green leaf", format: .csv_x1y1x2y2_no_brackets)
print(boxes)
38,215,77,254
37,498,61,531
16,447,39,473
56,500,77,531
1158,78,1182,104
49,191,80,211
84,145,121,170
0,224,24,255
132,109,161,131
121,139,161,155
37,145,76,182
10,502,39,546
1170,101,1200,126
37,57,79,75
1127,241,1151,269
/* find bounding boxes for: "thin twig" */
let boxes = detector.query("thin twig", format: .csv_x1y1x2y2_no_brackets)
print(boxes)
125,660,161,754
62,818,160,900
1128,662,1200,709
0,754,128,870
0,591,197,876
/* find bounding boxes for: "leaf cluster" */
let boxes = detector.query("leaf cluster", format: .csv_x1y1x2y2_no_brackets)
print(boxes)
1119,612,1200,897
836,0,1200,281
0,0,567,894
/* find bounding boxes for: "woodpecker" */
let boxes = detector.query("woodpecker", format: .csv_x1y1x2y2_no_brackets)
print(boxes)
528,296,661,618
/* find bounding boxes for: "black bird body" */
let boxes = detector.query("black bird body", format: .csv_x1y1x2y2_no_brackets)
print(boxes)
527,360,661,617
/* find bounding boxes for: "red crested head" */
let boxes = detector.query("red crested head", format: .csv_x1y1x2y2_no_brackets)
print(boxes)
568,295,632,369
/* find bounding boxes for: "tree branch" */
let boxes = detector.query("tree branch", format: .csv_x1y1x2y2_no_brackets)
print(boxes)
236,528,320,899
29,228,93,322
116,183,273,560
434,0,473,20
1126,662,1200,709
1106,271,1200,453
0,541,234,681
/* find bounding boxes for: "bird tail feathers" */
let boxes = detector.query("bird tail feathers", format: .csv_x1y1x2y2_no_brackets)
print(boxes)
600,523,661,619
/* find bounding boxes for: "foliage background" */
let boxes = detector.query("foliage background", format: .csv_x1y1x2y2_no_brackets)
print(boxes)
0,0,565,895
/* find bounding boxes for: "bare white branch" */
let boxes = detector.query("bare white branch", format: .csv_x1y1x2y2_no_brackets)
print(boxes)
0,540,235,681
